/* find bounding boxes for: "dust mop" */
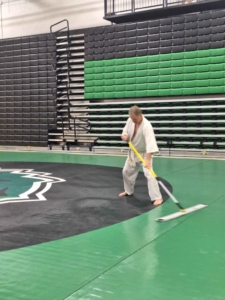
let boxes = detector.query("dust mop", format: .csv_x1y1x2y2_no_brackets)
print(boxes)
128,142,207,222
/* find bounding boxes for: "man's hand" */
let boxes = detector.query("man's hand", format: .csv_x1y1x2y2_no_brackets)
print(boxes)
144,159,151,169
121,134,128,141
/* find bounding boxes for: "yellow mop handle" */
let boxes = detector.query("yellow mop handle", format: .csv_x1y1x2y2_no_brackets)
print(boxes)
128,142,158,178
128,141,186,212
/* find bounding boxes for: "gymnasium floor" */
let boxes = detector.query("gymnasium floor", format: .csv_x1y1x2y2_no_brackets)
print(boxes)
0,151,224,300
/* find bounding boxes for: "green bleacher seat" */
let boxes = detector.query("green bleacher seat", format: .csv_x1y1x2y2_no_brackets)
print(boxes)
210,79,224,86
95,66,104,73
104,73,114,79
94,73,104,80
184,58,197,66
114,72,125,79
94,86,103,92
84,61,94,68
184,66,197,73
136,77,148,84
182,88,196,95
136,90,148,97
115,84,125,91
125,91,136,97
183,81,196,88
158,89,171,96
85,67,94,74
171,74,184,81
210,86,224,93
210,71,224,79
94,92,104,98
159,75,171,82
159,61,171,68
103,79,115,85
147,75,159,83
170,88,183,95
84,92,93,98
104,59,114,66
104,86,114,92
125,64,136,71
147,82,159,90
85,86,94,93
136,56,148,64
210,56,225,64
196,65,210,72
159,53,172,61
148,69,159,76
94,80,103,86
171,67,183,74
114,91,125,98
196,72,210,80
125,57,136,64
115,65,125,72
184,52,197,59
136,70,148,77
125,77,136,84
171,82,183,88
171,60,183,67
171,52,184,60
104,92,114,98
159,68,171,75
148,55,159,62
104,66,115,73
197,57,211,65
159,82,171,89
210,64,224,71
136,83,148,90
196,80,210,87
148,62,159,69
115,78,125,85
197,49,211,58
136,62,148,70
85,74,94,80
146,90,159,96
126,70,136,77
94,60,104,67
114,58,125,65
85,80,94,87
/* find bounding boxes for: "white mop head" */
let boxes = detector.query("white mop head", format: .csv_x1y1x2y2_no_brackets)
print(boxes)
155,204,207,222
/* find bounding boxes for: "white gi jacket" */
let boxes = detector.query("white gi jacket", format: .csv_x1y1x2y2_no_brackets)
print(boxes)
122,116,159,165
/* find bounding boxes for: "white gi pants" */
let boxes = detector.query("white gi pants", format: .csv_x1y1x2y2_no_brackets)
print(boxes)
122,156,162,202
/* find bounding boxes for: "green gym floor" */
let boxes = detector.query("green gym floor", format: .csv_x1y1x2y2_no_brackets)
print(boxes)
0,151,224,300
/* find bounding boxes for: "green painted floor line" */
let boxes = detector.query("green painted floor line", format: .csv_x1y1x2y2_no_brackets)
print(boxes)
0,150,212,175
67,194,225,300
0,153,224,299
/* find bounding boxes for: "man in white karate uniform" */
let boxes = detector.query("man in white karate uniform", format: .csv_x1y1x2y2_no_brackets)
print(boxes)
119,106,163,206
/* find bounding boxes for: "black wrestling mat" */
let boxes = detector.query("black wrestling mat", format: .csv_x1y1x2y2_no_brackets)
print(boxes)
0,162,172,251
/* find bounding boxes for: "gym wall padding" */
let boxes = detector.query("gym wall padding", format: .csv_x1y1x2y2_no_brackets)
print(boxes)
84,9,225,99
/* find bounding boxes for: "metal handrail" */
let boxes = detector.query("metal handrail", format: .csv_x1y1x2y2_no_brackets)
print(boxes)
104,0,215,15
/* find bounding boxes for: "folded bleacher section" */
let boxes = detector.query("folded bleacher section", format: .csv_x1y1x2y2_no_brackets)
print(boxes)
82,10,225,153
0,33,56,147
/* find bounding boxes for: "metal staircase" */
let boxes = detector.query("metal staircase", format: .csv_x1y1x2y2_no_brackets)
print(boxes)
48,19,98,150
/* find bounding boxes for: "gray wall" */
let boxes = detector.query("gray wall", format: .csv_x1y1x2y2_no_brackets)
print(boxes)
0,0,108,39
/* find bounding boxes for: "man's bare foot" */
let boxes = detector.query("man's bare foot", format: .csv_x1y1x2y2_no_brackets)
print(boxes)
119,191,130,197
153,199,163,206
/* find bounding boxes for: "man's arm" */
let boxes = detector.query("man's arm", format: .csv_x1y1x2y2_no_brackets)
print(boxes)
144,152,152,168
